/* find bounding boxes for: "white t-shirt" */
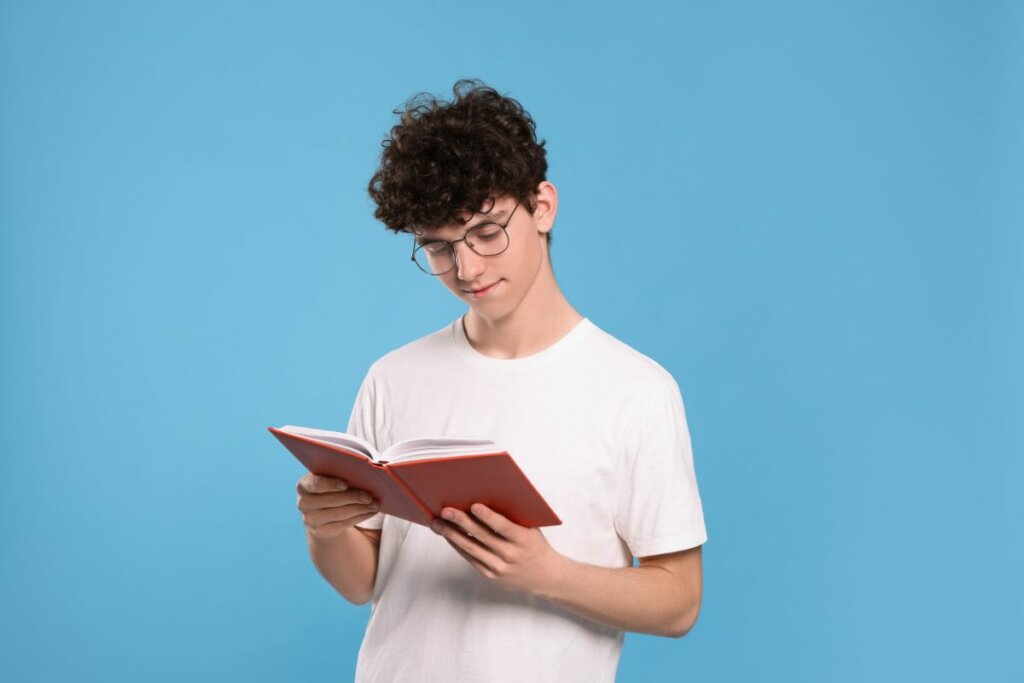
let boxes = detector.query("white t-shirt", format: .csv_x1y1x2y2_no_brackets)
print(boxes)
346,315,707,683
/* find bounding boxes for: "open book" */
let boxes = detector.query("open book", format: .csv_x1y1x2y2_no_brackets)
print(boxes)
268,425,561,528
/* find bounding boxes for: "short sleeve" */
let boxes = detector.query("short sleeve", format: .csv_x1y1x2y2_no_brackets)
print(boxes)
613,376,708,557
346,365,385,531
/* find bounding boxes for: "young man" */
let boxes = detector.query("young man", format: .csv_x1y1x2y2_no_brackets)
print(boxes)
296,80,707,682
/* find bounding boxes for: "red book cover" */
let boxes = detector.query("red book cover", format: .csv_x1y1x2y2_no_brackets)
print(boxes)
268,426,561,528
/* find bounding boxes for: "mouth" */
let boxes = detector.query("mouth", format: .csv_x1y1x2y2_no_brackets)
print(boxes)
464,281,502,298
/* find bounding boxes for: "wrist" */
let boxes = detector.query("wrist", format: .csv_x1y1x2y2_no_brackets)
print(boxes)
532,551,576,602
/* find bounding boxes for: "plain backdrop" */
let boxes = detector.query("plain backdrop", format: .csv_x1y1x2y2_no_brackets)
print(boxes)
1,1,1021,681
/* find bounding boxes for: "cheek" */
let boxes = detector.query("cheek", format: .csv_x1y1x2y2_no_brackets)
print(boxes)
436,273,461,295
511,236,544,278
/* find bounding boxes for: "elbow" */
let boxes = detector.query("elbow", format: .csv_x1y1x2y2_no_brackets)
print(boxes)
347,593,373,607
666,617,695,639
340,586,374,606
665,601,701,639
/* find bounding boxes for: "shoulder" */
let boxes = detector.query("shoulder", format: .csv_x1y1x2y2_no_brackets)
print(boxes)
583,320,680,397
364,319,456,381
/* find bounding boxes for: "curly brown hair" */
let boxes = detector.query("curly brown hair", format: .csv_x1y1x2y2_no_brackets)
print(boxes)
368,79,551,246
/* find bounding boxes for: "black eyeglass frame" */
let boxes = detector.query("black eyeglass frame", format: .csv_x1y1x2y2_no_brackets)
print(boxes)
409,202,521,276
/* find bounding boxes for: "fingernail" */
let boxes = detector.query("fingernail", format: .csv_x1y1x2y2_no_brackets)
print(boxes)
360,493,371,503
336,481,348,490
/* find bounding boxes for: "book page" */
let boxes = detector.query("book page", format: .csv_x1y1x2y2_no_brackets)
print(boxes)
382,437,502,463
278,425,379,460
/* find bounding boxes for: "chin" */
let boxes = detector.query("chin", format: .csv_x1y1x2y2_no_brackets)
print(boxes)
472,298,521,323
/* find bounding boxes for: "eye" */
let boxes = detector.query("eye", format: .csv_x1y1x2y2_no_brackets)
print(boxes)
422,241,449,255
474,226,502,241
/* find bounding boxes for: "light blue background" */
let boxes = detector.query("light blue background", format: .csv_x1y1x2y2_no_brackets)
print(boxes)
2,1,1021,681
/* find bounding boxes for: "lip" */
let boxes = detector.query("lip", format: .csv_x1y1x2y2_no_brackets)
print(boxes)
464,281,501,298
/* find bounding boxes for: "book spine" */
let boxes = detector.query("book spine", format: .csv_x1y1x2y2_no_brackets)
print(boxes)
383,465,435,524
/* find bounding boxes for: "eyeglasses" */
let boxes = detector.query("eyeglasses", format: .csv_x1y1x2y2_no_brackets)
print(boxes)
410,202,520,275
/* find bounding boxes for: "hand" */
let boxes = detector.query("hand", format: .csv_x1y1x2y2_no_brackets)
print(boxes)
431,503,567,597
296,473,379,540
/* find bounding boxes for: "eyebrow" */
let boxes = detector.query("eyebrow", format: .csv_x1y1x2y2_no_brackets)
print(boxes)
414,209,509,245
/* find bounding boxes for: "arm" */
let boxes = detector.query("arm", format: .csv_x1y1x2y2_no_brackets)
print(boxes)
542,546,702,638
298,473,382,605
432,504,703,638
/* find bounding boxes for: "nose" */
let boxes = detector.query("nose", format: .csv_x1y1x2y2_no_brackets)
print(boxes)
454,241,485,281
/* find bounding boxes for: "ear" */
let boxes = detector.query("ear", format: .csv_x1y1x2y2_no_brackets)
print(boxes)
531,181,558,235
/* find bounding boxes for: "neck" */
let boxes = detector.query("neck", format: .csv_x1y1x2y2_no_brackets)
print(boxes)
463,252,583,360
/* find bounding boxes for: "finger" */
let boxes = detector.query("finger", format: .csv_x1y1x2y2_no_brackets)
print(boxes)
444,537,496,579
297,474,350,494
468,503,522,541
434,520,501,573
305,501,379,527
298,489,376,511
308,510,380,535
441,507,508,552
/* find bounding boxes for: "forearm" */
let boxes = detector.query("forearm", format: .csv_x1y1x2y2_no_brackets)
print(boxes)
536,557,700,638
307,526,379,605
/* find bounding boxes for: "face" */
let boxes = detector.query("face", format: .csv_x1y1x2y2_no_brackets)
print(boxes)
413,185,556,324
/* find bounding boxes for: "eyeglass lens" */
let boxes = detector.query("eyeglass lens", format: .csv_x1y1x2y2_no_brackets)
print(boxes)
414,222,509,275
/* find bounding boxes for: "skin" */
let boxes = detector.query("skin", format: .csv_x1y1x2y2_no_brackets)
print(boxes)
300,181,703,636
297,473,381,606
422,181,583,360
